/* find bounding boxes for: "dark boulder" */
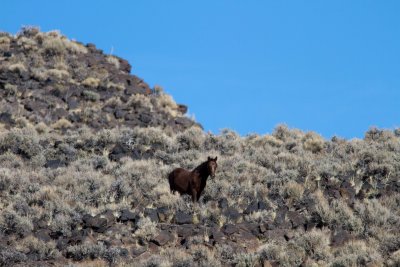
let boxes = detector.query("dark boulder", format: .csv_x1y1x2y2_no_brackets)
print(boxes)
174,117,194,128
174,211,192,225
258,201,270,210
243,201,259,215
176,224,196,238
34,229,52,242
131,245,147,258
0,112,14,125
223,207,241,222
177,104,188,114
218,198,229,210
157,207,170,223
151,231,173,246
331,229,353,246
66,98,79,110
209,227,225,244
45,159,66,169
139,112,152,124
222,224,238,235
274,206,288,226
82,214,110,233
108,143,131,161
114,109,127,119
24,100,47,112
264,229,287,242
144,208,159,223
287,211,306,229
32,218,48,230
119,209,139,223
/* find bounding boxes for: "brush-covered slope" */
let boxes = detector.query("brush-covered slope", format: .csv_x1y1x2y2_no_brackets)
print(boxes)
0,28,400,267
0,27,197,133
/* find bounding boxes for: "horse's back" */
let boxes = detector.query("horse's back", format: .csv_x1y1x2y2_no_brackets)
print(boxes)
168,168,191,193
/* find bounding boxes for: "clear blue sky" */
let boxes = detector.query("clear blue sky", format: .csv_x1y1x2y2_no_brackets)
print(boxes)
2,1,399,139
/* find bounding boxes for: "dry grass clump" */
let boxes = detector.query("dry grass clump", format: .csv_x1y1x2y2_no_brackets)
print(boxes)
0,36,11,50
65,243,122,264
128,93,154,111
257,241,305,267
17,36,37,51
292,229,331,262
387,250,400,267
0,245,27,266
0,128,42,159
82,77,101,88
155,90,180,117
313,190,363,234
283,181,304,202
42,35,66,56
106,81,125,91
134,217,158,241
82,90,100,101
42,30,87,56
302,131,325,153
106,55,120,69
31,67,48,81
18,236,60,261
52,118,73,129
8,63,27,74
0,209,34,237
46,68,70,80
330,240,383,266
3,83,18,96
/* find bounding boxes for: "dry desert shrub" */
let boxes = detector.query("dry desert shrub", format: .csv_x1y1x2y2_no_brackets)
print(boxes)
0,36,11,51
42,31,87,56
106,55,120,69
52,118,73,129
16,36,37,51
302,131,325,153
18,236,60,261
0,209,33,237
330,240,383,267
128,93,154,111
82,90,100,101
46,68,70,80
3,83,18,96
106,81,125,91
283,181,305,202
82,77,101,88
257,241,305,267
292,229,331,262
134,217,158,241
8,63,27,74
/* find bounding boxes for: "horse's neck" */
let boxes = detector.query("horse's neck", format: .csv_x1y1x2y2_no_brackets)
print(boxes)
193,163,209,181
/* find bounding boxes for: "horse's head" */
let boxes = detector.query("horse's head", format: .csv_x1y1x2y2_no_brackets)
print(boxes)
207,156,218,178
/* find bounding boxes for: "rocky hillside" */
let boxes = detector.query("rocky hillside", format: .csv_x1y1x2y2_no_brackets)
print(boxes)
0,28,400,267
0,27,197,133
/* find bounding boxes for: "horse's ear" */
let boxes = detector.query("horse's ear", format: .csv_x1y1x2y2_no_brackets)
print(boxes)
214,156,218,161
208,156,211,161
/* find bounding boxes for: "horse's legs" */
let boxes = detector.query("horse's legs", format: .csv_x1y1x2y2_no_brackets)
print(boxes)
191,190,197,203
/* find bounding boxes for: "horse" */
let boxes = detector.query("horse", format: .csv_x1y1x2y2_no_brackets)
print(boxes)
168,156,218,202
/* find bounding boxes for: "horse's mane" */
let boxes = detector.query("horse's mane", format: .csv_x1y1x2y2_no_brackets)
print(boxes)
193,160,209,176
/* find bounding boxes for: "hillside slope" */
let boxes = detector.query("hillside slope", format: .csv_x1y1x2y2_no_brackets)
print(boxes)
0,27,197,132
0,28,399,267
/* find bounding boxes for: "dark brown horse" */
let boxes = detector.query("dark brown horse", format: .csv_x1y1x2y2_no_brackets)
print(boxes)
168,157,218,202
